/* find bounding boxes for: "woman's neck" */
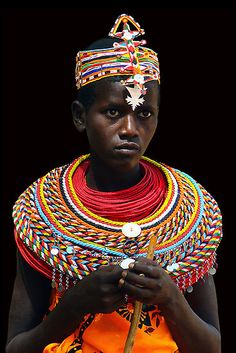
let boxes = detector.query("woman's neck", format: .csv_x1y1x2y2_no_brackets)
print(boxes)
86,155,143,192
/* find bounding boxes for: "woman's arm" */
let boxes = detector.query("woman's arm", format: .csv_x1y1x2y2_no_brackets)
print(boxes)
6,252,124,353
121,257,221,353
161,274,220,353
6,252,52,347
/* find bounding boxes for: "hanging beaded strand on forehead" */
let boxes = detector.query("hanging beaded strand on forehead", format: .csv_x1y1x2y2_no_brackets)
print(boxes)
109,14,158,109
75,14,160,110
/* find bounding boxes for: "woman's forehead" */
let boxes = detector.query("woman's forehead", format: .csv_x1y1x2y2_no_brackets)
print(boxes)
94,80,159,104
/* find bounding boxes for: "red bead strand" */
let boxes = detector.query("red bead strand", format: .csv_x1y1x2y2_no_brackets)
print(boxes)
72,160,167,222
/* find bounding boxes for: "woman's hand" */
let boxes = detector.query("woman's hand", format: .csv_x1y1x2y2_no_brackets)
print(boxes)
63,264,125,316
119,257,180,308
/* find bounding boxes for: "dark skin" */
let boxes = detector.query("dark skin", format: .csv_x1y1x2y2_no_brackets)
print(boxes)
6,81,221,353
73,80,159,191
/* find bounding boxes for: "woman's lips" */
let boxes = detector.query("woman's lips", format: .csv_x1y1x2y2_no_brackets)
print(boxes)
114,142,140,155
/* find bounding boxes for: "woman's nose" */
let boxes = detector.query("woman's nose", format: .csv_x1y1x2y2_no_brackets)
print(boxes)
119,114,138,138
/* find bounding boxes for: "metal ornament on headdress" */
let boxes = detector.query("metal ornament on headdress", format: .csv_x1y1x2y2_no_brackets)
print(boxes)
75,14,160,110
109,14,151,110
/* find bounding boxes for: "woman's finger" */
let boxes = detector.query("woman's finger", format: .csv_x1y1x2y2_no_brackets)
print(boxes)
129,261,162,279
120,280,154,302
121,270,160,289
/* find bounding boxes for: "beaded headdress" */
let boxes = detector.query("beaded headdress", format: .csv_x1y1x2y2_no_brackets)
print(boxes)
75,14,160,110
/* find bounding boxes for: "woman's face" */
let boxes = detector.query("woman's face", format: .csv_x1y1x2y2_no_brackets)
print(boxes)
82,80,159,173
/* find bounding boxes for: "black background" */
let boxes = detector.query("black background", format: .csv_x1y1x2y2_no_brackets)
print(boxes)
0,5,235,352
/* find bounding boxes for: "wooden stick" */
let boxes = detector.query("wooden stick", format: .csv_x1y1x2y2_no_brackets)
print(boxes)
123,235,157,353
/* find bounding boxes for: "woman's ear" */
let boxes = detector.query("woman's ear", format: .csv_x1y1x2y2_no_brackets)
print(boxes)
71,100,86,132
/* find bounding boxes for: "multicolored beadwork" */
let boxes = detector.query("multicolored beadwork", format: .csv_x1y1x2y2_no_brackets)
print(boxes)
75,14,160,110
12,155,222,292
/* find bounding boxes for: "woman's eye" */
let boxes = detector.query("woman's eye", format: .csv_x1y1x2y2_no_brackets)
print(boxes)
105,109,120,118
138,111,152,119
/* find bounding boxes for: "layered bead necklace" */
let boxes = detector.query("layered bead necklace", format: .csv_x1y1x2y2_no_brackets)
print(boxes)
72,160,167,222
13,155,223,293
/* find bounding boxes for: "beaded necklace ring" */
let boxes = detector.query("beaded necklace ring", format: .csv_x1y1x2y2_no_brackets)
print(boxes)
13,155,222,293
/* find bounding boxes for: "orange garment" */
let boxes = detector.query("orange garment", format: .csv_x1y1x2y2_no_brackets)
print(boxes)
43,291,179,353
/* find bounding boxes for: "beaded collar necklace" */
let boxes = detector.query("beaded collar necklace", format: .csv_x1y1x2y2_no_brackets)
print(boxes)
13,155,222,293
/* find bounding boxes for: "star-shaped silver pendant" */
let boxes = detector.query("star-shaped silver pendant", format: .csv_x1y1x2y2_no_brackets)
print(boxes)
125,86,145,110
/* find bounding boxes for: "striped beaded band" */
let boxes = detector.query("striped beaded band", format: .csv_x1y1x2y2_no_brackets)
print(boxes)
75,46,160,90
13,155,223,292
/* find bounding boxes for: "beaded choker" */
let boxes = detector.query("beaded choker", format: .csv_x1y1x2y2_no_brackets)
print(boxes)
13,155,223,293
72,159,167,222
